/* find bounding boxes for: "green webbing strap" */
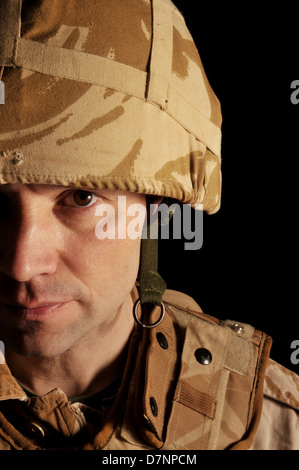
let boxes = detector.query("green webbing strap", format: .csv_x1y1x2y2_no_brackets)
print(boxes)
138,219,166,306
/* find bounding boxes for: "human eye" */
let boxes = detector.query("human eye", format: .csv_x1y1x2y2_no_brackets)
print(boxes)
59,190,99,208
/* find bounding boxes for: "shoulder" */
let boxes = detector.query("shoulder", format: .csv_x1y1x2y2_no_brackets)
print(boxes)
162,289,204,313
264,358,299,410
162,289,222,327
250,360,299,449
163,289,299,413
162,289,299,450
160,289,273,449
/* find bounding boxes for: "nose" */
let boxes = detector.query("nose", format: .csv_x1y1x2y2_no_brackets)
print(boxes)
0,207,59,283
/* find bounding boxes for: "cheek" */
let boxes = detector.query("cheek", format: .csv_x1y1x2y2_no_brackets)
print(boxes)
61,198,146,300
65,227,141,294
94,237,141,280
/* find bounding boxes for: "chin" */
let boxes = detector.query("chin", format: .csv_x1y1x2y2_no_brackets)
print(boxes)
3,330,72,359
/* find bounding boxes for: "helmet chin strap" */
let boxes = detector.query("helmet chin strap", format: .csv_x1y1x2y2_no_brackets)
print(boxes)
138,216,166,307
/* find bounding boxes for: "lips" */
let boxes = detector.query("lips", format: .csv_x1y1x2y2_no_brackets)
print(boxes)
1,301,70,320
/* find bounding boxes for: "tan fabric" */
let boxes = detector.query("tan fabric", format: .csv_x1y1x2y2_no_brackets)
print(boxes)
0,0,222,213
0,0,22,66
1,288,295,451
250,359,299,450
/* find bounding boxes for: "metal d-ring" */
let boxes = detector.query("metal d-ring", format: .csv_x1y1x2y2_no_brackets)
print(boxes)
133,299,165,329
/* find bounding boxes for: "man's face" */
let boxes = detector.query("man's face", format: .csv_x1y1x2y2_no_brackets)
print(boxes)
0,184,146,358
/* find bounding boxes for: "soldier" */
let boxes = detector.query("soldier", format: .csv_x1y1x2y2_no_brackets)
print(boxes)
0,0,298,450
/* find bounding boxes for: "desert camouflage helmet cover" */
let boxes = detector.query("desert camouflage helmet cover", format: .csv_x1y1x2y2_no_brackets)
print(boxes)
0,0,222,214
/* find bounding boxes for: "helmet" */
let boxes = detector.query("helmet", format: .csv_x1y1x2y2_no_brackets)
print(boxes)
0,0,222,307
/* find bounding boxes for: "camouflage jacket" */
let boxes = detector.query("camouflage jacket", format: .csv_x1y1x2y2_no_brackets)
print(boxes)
0,289,298,450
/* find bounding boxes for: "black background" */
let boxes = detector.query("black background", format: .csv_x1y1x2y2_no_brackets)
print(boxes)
159,2,298,373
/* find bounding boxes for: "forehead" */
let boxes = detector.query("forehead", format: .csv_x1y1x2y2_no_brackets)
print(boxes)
0,184,147,204
0,184,84,198
0,183,122,195
0,183,66,193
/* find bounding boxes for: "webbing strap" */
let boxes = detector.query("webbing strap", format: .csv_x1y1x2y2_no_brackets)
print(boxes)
0,0,221,159
13,37,221,157
138,219,166,306
15,37,148,99
146,0,173,109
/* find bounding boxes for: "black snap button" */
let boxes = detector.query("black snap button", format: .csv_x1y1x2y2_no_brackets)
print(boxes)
156,332,168,350
195,348,212,365
150,397,158,417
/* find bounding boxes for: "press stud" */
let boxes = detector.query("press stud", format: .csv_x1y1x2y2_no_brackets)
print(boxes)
150,397,158,417
195,348,212,365
232,323,244,334
156,332,168,350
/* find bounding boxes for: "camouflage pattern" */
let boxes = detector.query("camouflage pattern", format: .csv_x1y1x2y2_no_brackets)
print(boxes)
1,0,297,452
0,0,222,213
0,288,298,450
250,359,299,450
